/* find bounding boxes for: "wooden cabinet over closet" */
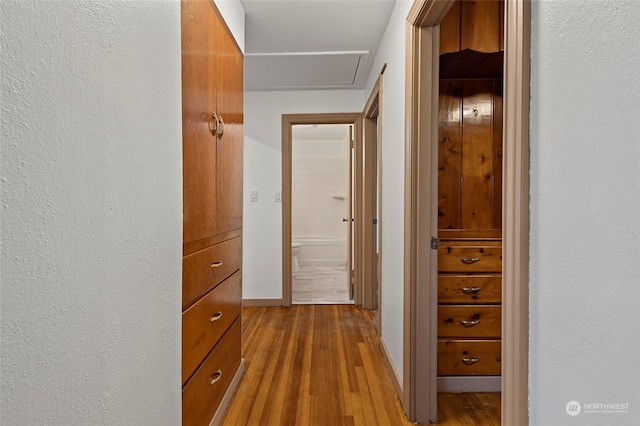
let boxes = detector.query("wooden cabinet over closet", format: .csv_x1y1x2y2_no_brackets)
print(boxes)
181,0,244,424
440,0,504,54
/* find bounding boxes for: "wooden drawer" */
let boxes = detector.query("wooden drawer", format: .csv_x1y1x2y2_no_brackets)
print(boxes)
183,318,242,426
438,305,501,338
438,339,501,376
183,237,242,309
438,275,501,304
182,272,242,384
438,244,502,273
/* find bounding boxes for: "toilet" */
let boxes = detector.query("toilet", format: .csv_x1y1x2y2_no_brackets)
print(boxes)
291,241,303,273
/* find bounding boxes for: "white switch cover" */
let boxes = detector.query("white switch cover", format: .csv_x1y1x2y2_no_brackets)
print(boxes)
250,190,258,202
274,191,282,202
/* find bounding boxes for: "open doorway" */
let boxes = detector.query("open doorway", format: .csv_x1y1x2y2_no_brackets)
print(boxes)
403,0,530,424
290,123,353,304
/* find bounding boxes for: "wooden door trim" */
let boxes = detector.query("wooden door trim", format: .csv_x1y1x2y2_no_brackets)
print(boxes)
282,113,363,307
403,1,531,424
363,74,383,324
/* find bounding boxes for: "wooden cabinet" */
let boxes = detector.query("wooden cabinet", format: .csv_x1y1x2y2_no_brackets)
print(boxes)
181,0,244,424
437,241,502,376
182,0,243,251
437,0,504,381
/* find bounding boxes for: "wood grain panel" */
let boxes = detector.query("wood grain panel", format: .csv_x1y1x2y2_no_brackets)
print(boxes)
438,80,463,230
215,19,244,235
182,237,242,309
461,80,494,230
439,244,502,273
182,272,242,384
492,81,503,231
461,0,501,53
438,275,501,304
183,319,242,426
439,0,460,55
182,0,218,246
438,339,501,376
438,305,501,338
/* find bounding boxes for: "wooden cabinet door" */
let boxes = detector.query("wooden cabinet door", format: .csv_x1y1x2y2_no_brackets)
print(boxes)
214,23,243,235
182,0,219,246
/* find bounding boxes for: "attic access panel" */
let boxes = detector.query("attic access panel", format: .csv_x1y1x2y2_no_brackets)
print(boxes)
245,52,368,90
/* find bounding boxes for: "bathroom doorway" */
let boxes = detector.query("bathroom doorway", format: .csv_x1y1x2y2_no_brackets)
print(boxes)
282,112,373,307
290,124,353,304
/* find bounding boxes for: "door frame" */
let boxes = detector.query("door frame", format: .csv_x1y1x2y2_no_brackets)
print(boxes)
363,72,384,328
403,0,530,424
282,113,364,306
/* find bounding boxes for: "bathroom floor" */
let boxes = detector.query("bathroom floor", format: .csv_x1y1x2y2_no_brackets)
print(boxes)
292,265,353,304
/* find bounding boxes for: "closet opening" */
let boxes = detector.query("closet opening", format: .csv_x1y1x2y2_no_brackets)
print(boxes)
403,0,530,424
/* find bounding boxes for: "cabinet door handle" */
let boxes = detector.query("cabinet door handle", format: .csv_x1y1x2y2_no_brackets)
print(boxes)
462,357,480,364
209,112,219,136
460,319,480,327
217,115,224,137
209,370,222,385
461,287,481,294
211,261,223,268
210,312,223,322
461,257,480,264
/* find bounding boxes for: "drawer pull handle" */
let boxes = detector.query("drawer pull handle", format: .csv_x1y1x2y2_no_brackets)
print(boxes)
461,287,481,294
461,257,480,264
211,261,223,268
210,312,223,322
461,319,480,327
462,357,481,365
209,370,222,385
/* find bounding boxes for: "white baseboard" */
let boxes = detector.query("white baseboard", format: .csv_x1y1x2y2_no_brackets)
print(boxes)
437,376,501,392
209,358,245,426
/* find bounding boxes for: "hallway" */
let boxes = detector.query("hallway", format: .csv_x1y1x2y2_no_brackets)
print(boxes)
221,305,499,425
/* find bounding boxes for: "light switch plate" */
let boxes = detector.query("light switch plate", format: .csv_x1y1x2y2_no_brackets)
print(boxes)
274,191,282,202
250,190,258,202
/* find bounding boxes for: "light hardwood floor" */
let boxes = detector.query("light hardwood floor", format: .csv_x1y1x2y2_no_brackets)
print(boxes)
221,305,499,425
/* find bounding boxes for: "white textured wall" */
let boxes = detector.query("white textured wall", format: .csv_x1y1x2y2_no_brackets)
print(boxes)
243,90,363,299
362,0,413,382
292,139,348,240
530,1,640,424
1,1,183,424
214,0,245,52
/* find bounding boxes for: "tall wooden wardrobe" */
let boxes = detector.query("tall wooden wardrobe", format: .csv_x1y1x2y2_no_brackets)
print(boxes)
181,0,244,424
436,0,504,388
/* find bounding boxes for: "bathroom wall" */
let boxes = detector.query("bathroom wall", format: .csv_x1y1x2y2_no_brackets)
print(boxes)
292,136,349,239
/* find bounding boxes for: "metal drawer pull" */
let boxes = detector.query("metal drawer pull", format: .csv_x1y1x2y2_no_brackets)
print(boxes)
461,257,480,264
462,357,481,365
211,261,223,268
209,370,222,385
461,287,481,294
210,312,223,322
461,319,480,327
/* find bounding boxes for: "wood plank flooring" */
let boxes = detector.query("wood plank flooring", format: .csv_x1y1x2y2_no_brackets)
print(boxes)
221,305,499,426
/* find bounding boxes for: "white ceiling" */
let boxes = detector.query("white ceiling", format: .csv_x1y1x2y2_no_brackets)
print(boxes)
241,0,397,90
